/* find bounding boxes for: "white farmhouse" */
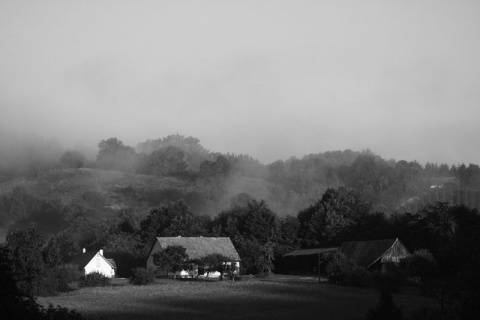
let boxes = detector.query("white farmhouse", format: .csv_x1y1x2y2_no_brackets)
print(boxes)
71,249,117,278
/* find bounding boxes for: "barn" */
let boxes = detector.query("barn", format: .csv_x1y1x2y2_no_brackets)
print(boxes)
147,236,241,278
71,249,117,278
339,238,409,273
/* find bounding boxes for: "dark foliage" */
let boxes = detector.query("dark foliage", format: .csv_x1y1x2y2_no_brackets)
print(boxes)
365,289,404,320
325,251,372,288
140,200,209,245
130,267,155,285
371,265,408,293
212,200,278,274
298,187,371,247
4,227,49,296
152,245,189,279
0,246,84,319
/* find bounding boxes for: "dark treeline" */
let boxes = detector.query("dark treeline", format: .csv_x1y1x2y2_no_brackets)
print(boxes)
2,188,480,318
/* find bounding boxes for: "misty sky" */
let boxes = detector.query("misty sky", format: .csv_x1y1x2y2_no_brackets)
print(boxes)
1,0,480,165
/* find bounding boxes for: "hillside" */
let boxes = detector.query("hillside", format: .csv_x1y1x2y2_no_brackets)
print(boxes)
2,133,480,241
0,167,310,224
0,168,190,205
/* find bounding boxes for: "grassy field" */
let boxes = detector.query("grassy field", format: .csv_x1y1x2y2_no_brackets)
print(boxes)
38,277,437,320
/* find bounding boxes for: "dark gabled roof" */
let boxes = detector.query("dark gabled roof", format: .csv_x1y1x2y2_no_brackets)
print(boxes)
70,251,116,270
339,238,399,269
106,259,117,270
283,247,338,257
154,237,241,261
70,251,97,269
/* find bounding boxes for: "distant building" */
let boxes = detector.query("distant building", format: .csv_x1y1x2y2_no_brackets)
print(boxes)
339,238,409,273
147,237,241,278
283,238,409,275
71,249,117,278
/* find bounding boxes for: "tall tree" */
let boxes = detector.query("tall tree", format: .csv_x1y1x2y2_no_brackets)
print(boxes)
298,187,371,247
139,200,208,245
212,199,279,274
96,137,138,172
4,227,46,296
139,146,188,176
152,245,189,279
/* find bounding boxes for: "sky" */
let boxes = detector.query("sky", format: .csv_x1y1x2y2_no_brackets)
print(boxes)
1,0,480,165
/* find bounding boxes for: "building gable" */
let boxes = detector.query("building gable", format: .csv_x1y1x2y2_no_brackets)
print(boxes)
339,238,409,269
71,250,116,278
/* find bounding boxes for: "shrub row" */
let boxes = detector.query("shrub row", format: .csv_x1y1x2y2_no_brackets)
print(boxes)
130,267,156,285
78,272,111,287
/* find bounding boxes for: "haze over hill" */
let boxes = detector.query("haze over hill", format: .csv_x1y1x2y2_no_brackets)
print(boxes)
1,1,480,165
1,133,480,243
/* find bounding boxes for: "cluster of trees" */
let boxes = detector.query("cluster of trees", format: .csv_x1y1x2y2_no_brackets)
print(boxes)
2,227,80,296
93,136,480,213
0,228,85,319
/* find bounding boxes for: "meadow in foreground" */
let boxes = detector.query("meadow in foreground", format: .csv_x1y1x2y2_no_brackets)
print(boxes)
38,277,436,320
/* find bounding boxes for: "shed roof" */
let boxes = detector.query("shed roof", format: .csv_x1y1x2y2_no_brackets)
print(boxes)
153,237,241,261
339,238,401,269
283,247,338,257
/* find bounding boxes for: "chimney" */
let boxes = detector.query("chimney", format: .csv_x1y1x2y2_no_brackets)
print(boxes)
83,248,86,254
99,249,104,256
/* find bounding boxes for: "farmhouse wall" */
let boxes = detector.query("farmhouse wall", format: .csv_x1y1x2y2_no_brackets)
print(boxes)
84,252,115,278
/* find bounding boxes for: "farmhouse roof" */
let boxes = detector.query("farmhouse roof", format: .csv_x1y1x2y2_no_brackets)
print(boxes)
283,247,338,257
339,238,403,269
106,259,117,270
70,250,117,270
153,237,241,261
71,251,97,269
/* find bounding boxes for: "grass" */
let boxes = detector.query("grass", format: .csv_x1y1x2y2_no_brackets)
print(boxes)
37,277,437,320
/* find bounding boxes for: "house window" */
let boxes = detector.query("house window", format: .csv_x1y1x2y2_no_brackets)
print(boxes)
96,257,101,267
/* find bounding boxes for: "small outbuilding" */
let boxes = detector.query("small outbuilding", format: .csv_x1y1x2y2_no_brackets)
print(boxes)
71,249,117,278
147,236,241,278
339,238,409,273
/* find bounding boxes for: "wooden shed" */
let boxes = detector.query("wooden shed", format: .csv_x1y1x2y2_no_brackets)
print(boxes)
339,238,409,273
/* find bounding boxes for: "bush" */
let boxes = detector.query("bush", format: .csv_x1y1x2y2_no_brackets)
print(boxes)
400,249,437,282
42,304,85,320
326,252,372,288
130,267,155,285
400,249,438,296
78,272,110,287
365,289,404,320
372,263,408,293
50,264,82,292
407,307,440,320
